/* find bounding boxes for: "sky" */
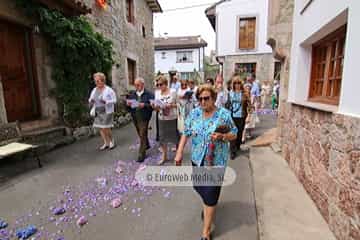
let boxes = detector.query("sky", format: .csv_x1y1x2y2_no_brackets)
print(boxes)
154,0,217,56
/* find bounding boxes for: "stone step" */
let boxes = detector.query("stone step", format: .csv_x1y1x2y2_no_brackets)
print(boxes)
20,118,55,132
22,126,68,144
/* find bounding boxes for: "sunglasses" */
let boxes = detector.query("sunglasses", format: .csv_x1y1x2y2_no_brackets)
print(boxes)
198,96,211,102
156,83,164,87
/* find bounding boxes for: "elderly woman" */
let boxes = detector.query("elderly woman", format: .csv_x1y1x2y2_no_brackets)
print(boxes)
89,72,117,150
227,75,250,159
175,84,237,240
152,76,178,165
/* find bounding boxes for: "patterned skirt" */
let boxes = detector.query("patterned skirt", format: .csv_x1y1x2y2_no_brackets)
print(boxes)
93,106,114,129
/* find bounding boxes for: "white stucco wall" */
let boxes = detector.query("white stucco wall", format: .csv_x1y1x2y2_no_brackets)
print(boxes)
288,0,360,117
154,47,204,74
215,0,272,56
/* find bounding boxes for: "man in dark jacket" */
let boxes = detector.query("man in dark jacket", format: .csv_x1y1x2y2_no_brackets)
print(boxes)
126,77,154,162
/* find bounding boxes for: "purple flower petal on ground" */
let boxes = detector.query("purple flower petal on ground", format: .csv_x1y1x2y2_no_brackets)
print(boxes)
53,207,66,215
76,216,87,227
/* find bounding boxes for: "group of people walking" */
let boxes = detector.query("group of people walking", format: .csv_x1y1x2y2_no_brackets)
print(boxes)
88,71,277,240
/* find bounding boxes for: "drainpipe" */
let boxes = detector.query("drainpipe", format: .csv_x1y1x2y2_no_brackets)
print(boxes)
198,48,201,72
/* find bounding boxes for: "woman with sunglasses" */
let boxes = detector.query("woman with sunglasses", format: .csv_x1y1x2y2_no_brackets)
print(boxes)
175,84,237,240
152,76,178,165
227,75,250,159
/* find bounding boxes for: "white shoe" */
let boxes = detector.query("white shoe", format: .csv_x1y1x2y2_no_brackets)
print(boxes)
157,158,167,165
109,141,116,149
158,152,167,165
100,144,108,150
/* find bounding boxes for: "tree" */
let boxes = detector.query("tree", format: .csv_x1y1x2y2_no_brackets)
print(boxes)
204,56,220,80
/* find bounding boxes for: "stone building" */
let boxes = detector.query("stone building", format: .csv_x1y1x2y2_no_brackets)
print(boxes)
205,0,276,83
268,0,360,239
0,0,161,130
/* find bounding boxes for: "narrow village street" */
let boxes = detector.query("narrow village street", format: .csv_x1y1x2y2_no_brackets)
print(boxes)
1,0,359,239
0,115,276,240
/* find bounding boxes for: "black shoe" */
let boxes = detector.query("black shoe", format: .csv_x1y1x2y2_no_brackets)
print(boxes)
200,234,212,240
231,152,236,160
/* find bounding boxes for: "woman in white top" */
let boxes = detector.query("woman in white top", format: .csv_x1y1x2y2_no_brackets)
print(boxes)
152,76,178,164
177,79,190,134
89,72,117,150
261,80,271,109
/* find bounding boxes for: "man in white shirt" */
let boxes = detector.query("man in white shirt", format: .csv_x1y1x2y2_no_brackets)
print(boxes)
214,74,228,108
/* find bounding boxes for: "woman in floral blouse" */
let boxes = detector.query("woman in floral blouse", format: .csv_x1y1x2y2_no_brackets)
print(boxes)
175,84,237,240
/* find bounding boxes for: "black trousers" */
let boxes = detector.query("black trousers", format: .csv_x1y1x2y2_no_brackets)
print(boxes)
155,112,159,141
230,117,246,153
133,117,150,158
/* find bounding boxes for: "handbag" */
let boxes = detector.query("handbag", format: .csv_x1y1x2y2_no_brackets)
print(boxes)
224,93,231,110
90,105,96,117
215,125,230,134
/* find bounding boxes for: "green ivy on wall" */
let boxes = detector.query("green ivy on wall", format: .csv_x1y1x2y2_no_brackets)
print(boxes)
15,0,114,127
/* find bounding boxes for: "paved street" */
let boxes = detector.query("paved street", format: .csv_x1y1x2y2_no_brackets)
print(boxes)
0,115,277,240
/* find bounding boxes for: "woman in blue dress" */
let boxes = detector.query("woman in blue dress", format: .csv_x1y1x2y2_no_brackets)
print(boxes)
175,84,237,240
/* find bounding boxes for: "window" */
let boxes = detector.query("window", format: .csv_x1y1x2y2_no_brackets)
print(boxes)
309,25,346,105
239,17,256,50
142,25,146,38
161,52,166,59
180,72,192,80
176,51,193,63
274,62,281,81
126,0,134,23
127,58,136,85
234,63,256,77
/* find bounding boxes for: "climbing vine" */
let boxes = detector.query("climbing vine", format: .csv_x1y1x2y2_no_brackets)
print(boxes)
15,0,114,127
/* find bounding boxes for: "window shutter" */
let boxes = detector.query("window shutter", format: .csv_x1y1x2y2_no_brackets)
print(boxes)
309,25,346,105
239,18,256,50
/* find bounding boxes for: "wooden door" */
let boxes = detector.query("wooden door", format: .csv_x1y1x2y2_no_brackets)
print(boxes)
0,20,38,122
127,58,136,85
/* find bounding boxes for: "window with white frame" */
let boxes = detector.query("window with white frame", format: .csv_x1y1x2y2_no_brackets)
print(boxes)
176,51,193,63
161,52,166,59
180,72,192,80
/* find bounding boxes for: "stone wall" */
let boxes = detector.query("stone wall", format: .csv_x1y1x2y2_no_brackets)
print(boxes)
223,53,274,82
268,0,359,239
279,103,360,240
83,0,155,92
267,0,294,102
